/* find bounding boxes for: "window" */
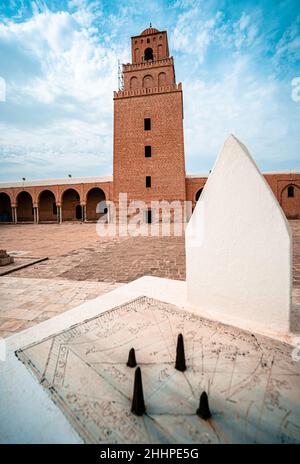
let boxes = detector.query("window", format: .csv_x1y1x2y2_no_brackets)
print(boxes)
146,176,151,188
130,76,138,90
288,185,294,198
53,203,57,215
144,47,153,61
147,38,150,43
144,118,151,130
145,146,152,157
143,74,153,88
146,209,152,224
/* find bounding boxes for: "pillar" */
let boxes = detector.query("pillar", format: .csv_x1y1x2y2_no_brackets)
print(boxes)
81,204,86,222
33,206,39,224
12,206,17,224
56,204,62,224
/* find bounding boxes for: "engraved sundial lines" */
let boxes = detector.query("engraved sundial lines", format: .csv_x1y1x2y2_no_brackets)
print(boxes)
16,296,300,444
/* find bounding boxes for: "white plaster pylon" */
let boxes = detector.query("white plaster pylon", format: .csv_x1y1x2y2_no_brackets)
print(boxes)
186,135,292,336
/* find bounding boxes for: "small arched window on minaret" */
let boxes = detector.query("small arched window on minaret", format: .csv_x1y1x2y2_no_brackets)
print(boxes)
158,72,166,87
144,47,153,61
143,75,153,88
130,76,138,90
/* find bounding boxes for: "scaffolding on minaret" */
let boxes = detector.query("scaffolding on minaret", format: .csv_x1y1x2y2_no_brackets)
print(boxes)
118,60,124,91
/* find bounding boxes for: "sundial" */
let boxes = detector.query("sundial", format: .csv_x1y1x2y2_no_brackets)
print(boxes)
16,296,300,444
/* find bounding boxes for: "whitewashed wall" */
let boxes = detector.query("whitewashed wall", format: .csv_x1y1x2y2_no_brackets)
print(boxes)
186,135,291,335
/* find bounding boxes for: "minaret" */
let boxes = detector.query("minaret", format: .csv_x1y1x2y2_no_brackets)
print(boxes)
113,26,186,221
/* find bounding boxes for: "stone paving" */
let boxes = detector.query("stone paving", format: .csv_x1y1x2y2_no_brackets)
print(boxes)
6,228,186,282
0,277,121,339
0,220,299,338
0,223,112,257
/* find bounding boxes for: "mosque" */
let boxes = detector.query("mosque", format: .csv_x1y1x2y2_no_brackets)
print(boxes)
0,26,299,223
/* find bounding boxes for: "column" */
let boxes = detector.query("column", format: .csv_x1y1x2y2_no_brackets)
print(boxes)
36,206,39,224
12,206,17,223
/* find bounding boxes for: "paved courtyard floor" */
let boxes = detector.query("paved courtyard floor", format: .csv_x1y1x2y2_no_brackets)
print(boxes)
0,277,121,338
0,220,299,339
0,223,186,282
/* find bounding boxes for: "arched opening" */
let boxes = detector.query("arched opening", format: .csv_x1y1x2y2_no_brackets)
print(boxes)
281,184,300,219
86,188,106,221
130,76,138,90
0,192,12,222
158,72,166,86
17,191,34,222
143,74,153,88
62,189,81,221
144,47,153,61
195,188,203,201
39,190,57,222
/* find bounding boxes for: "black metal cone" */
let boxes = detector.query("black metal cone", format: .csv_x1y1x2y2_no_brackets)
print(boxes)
175,333,186,372
127,348,137,368
131,367,146,416
196,391,212,420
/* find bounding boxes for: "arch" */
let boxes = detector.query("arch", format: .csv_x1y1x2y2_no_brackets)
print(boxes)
130,76,138,90
143,74,153,89
16,191,34,222
38,190,57,222
157,44,163,59
144,47,153,61
195,188,203,201
61,188,81,221
86,188,106,221
158,71,166,86
134,48,140,62
0,192,12,222
280,183,300,219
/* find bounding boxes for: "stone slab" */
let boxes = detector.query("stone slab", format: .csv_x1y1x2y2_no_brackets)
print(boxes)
8,296,300,443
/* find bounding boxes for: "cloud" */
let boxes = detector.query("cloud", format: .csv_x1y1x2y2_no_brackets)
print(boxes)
274,15,300,66
0,0,299,182
0,4,126,180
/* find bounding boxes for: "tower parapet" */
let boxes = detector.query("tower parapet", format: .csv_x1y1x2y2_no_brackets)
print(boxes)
114,82,182,99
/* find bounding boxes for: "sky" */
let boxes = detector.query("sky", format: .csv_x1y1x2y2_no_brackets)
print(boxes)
0,0,299,181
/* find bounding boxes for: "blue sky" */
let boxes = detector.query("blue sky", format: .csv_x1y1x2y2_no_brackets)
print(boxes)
0,0,299,181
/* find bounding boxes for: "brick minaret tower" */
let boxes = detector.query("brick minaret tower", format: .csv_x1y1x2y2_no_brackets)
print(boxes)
113,26,186,219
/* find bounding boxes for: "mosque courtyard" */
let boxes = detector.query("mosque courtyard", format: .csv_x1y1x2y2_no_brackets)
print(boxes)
0,220,299,340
